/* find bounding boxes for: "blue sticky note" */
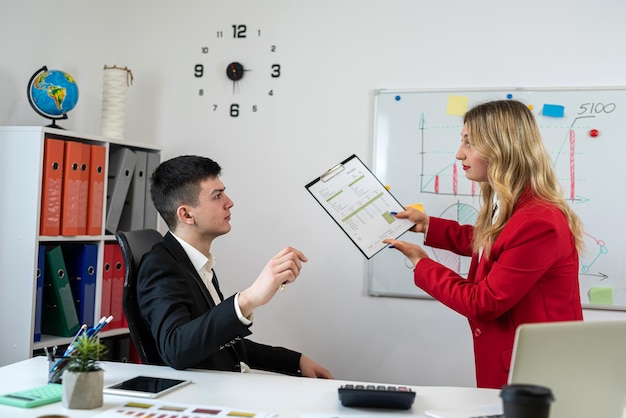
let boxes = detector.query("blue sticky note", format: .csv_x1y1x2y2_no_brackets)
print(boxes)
542,104,565,118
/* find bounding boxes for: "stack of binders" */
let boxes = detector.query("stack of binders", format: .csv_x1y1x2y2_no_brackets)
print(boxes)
36,138,160,341
101,242,126,330
39,137,107,237
37,244,100,338
106,147,160,235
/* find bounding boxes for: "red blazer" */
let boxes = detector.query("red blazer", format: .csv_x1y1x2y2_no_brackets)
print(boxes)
415,191,583,389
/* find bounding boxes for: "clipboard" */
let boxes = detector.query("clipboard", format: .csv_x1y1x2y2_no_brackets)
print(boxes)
305,154,415,259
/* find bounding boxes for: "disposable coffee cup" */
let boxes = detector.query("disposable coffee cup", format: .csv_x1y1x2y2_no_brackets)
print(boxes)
500,384,554,418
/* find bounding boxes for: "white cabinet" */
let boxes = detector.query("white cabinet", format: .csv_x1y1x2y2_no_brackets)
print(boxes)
0,126,160,366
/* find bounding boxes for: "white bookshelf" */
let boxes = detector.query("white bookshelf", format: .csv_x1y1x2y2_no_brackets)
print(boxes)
0,126,160,366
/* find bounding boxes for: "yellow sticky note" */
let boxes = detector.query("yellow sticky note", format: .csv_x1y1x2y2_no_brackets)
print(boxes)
588,287,613,306
409,203,424,212
446,95,470,116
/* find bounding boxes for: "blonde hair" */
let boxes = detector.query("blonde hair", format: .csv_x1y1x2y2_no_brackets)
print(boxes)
464,100,584,257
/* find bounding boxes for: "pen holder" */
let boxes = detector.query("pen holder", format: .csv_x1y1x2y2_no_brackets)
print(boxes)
48,355,70,384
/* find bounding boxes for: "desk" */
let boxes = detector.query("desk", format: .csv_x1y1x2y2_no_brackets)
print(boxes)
0,357,500,417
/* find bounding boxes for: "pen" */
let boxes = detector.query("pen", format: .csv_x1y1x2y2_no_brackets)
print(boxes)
87,315,114,337
85,316,107,337
63,324,87,357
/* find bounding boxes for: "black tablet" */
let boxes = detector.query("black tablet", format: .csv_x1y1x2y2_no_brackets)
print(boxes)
103,375,193,398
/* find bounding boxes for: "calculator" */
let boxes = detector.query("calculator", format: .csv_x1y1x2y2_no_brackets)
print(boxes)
338,383,416,409
0,383,63,408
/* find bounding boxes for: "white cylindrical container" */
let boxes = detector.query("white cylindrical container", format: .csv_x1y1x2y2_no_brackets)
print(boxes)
100,65,133,140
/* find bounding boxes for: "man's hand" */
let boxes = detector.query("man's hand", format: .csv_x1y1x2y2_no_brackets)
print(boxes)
299,355,334,379
238,246,307,317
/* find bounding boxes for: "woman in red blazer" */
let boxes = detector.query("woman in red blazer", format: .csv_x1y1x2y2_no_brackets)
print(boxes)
384,99,584,389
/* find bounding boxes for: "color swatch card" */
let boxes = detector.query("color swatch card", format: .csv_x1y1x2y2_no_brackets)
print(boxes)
92,400,276,418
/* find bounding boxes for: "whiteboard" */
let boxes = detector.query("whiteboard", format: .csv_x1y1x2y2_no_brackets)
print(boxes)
368,87,626,310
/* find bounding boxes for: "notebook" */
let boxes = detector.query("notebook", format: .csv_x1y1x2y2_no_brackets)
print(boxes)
426,320,626,418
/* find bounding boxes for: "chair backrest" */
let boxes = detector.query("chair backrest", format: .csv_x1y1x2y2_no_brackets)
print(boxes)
115,229,165,365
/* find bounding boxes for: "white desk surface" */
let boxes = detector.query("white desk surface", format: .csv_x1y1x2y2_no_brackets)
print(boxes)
0,356,501,417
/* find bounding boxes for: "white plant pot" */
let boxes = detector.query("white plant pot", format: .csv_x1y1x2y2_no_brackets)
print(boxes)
62,369,104,409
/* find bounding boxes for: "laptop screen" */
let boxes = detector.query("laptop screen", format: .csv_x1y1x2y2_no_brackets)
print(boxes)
508,320,626,418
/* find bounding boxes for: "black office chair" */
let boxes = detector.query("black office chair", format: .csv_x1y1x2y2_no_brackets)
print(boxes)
115,229,166,365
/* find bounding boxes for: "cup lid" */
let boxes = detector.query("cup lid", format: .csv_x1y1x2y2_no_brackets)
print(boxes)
500,384,555,402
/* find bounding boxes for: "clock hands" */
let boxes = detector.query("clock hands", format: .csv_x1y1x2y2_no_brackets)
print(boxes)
226,62,246,94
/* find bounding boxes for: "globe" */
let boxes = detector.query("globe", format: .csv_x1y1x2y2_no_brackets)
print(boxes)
27,66,79,128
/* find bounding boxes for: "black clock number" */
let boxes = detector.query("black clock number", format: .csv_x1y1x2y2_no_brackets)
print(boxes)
230,104,240,117
194,64,204,78
271,64,281,78
232,24,247,38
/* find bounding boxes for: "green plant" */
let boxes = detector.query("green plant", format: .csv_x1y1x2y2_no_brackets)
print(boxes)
65,334,108,373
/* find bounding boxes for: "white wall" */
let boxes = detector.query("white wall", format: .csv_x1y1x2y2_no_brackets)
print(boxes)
2,0,626,387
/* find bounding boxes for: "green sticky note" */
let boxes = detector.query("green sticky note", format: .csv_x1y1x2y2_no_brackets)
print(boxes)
588,287,613,306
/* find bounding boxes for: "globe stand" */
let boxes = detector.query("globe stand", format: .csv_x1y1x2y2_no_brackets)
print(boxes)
44,114,68,130
27,65,71,130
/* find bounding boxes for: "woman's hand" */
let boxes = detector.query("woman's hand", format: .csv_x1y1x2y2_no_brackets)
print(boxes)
393,207,429,234
382,238,429,267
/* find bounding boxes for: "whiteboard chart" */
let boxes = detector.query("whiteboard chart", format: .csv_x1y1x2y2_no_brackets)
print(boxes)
368,87,626,310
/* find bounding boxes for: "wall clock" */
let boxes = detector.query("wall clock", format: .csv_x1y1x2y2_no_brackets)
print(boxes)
194,24,281,118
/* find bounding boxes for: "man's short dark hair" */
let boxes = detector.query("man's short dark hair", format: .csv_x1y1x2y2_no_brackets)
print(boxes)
150,155,221,229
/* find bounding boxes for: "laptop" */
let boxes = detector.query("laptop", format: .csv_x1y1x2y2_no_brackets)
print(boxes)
426,320,626,418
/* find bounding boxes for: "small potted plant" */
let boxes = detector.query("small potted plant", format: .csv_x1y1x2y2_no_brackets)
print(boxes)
61,333,108,409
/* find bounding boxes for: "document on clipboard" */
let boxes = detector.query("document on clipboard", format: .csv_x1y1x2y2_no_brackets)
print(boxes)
305,154,415,259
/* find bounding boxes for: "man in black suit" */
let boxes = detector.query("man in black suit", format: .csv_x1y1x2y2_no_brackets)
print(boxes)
137,155,333,377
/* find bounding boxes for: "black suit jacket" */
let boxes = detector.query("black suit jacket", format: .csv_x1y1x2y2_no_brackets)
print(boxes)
136,231,302,374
